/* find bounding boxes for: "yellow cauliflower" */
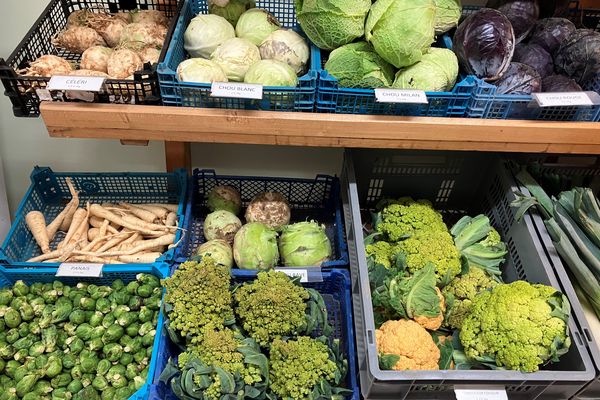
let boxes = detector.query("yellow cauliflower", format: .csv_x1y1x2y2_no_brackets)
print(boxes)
376,319,440,371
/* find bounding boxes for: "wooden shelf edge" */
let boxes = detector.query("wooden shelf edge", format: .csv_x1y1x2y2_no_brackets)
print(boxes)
40,102,600,155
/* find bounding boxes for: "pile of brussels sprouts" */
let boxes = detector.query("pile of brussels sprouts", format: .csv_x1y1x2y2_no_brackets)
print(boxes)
0,274,162,400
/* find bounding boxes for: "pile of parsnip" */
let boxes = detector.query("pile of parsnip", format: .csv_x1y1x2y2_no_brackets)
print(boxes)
25,178,181,264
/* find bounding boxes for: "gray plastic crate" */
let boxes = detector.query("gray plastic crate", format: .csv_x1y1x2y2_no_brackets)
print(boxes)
510,157,600,400
341,149,596,400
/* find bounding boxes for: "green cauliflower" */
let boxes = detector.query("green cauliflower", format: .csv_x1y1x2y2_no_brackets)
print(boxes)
460,281,571,372
395,230,461,282
442,267,499,329
376,197,448,242
366,241,396,269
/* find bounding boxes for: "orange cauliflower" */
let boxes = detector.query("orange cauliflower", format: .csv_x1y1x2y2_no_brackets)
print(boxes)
413,288,446,330
376,319,440,371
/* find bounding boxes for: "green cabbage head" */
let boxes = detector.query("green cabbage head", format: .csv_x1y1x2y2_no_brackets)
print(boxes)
245,60,298,86
279,221,332,267
392,48,458,92
434,0,462,35
296,0,371,50
366,0,436,68
233,223,279,270
208,0,255,26
324,42,395,88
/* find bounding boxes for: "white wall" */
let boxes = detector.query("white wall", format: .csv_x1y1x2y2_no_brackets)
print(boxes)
0,1,343,217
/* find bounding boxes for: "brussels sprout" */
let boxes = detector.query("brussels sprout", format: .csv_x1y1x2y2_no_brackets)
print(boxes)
113,305,130,319
17,303,34,323
87,338,103,352
66,337,84,355
126,296,142,312
90,286,111,301
33,379,53,394
67,379,83,394
102,324,124,344
123,337,142,354
62,286,71,298
112,291,131,307
88,312,103,328
146,346,152,358
16,374,39,397
4,309,21,329
4,360,20,378
52,281,64,293
79,297,96,311
38,306,54,329
90,326,105,340
5,329,19,344
104,343,124,362
0,359,5,373
51,373,72,389
111,280,125,291
125,282,139,295
63,322,77,337
143,296,161,311
51,298,73,323
91,375,109,391
116,312,137,328
0,320,5,332
115,386,135,399
97,359,111,376
100,387,117,400
34,354,48,370
17,322,29,338
10,296,27,310
62,353,76,370
25,358,37,372
13,336,33,351
13,281,29,297
0,373,10,386
76,283,89,291
0,289,13,306
29,341,46,358
136,285,153,299
73,386,99,400
124,322,139,338
80,354,98,374
133,375,145,391
82,373,94,388
94,298,111,315
125,363,139,380
141,331,155,347
42,325,58,353
133,350,146,364
42,290,59,304
119,335,133,348
56,330,68,349
138,322,154,337
74,324,92,341
13,349,28,362
107,364,126,380
14,365,29,382
44,355,63,378
119,352,134,367
22,393,41,400
70,365,83,381
66,310,84,327
52,388,71,399
101,314,115,329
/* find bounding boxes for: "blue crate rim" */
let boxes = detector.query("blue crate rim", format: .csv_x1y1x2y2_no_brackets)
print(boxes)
0,264,168,400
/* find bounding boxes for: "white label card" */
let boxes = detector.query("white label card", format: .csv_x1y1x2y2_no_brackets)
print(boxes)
56,263,103,278
211,82,263,99
276,268,308,283
454,387,508,400
533,92,594,107
375,88,428,104
48,76,106,92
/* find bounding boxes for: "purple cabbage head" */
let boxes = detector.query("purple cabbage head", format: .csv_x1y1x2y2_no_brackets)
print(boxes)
494,62,542,94
539,0,570,18
542,75,582,92
529,18,576,55
555,29,600,85
496,1,540,43
453,8,515,81
513,43,554,78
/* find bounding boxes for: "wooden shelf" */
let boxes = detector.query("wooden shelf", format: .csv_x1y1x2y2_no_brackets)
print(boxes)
40,102,600,170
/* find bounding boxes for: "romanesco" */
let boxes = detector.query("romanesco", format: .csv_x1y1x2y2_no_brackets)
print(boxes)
234,271,313,346
269,336,346,400
162,257,234,340
366,241,396,269
442,267,498,329
460,281,571,372
395,230,462,282
376,198,448,241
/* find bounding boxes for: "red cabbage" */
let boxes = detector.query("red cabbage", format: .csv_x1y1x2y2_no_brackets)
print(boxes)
555,29,600,85
542,75,582,92
494,62,542,94
529,18,576,55
513,43,554,78
495,1,539,43
453,8,515,81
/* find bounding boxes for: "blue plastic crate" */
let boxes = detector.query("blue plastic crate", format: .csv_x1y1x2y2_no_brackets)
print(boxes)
0,264,168,400
0,166,188,269
173,169,348,270
157,0,319,111
148,268,359,400
316,35,495,117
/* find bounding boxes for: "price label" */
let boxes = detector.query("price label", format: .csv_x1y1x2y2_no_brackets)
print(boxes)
48,75,106,92
56,263,103,278
375,88,428,104
533,92,594,107
211,82,263,99
276,268,308,283
454,387,508,400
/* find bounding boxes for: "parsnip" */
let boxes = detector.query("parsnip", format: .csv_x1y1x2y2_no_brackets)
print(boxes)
26,211,50,254
88,228,100,241
94,231,133,253
165,212,177,227
90,216,119,234
147,203,179,213
59,178,80,232
82,219,109,252
89,204,166,236
27,241,79,262
119,203,159,223
134,204,169,219
89,233,176,257
59,208,86,249
69,204,90,246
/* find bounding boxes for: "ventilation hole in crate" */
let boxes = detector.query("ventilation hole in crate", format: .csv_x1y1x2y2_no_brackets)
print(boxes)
410,384,452,392
435,180,455,204
506,385,534,393
508,238,526,280
367,179,384,203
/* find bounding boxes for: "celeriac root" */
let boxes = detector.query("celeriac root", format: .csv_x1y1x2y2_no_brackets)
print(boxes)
26,211,50,254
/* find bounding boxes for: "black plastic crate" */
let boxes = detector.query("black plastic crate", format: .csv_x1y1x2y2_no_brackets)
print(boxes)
342,149,596,400
0,0,181,117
